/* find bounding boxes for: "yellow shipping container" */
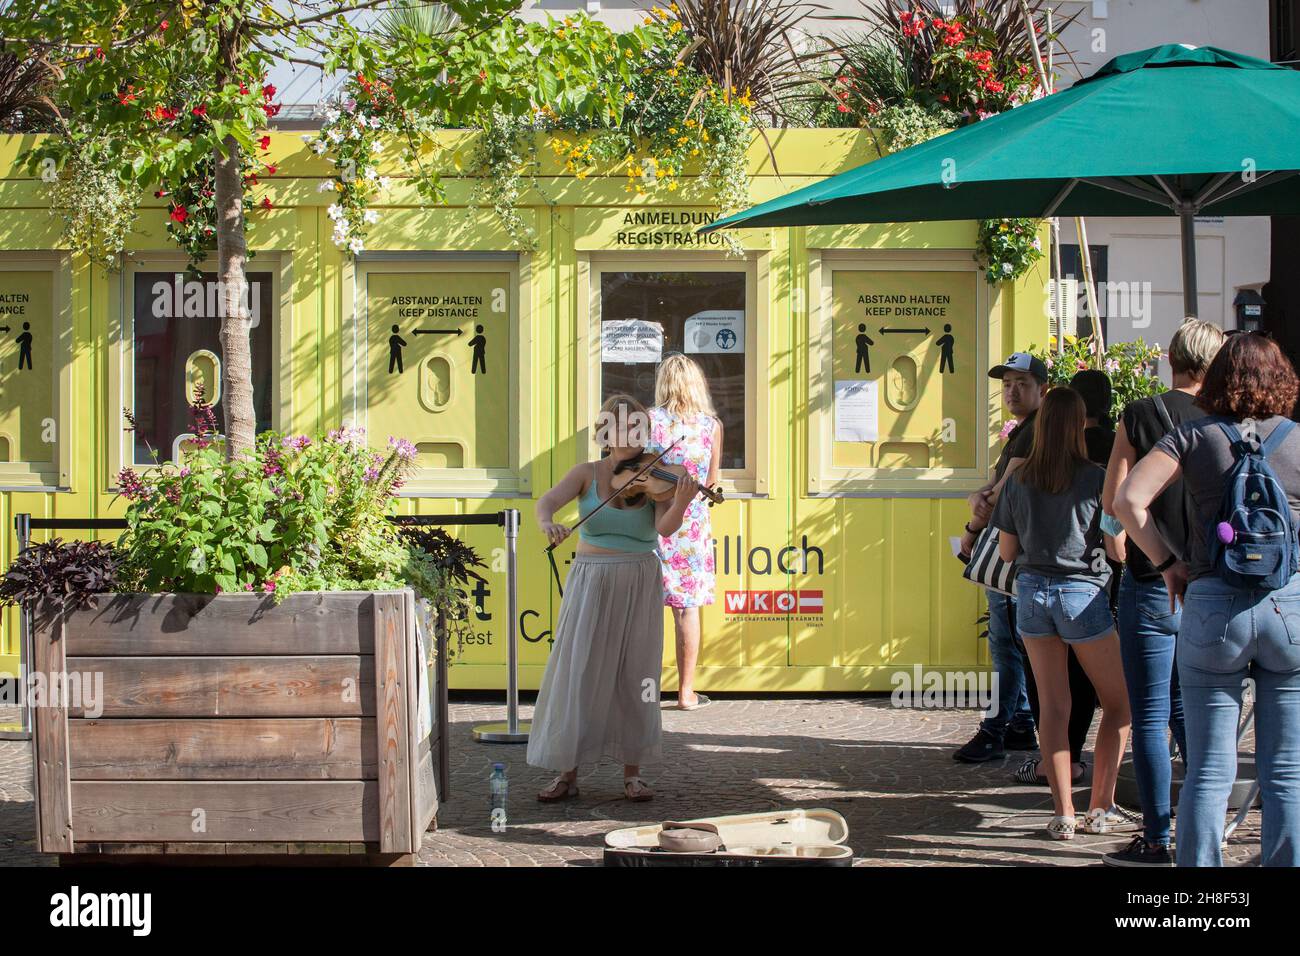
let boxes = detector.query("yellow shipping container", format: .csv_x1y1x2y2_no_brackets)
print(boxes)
0,129,1049,692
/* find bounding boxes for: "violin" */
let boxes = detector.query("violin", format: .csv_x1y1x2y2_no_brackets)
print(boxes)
611,451,725,507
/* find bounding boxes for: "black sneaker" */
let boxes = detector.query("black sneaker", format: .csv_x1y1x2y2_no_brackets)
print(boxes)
1004,725,1039,751
953,728,1005,763
1103,836,1174,867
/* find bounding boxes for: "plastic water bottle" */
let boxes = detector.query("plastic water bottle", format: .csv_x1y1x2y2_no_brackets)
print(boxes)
489,763,508,827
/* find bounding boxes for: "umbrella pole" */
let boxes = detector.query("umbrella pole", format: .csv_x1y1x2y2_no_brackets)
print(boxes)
1022,0,1102,359
1180,207,1199,320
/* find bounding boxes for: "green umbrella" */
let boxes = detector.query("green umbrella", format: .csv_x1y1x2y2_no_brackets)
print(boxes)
703,45,1300,317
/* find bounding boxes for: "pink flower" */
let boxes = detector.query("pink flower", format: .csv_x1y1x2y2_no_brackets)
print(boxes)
117,467,146,500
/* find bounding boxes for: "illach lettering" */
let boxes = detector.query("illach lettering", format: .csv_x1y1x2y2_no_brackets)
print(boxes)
49,886,151,936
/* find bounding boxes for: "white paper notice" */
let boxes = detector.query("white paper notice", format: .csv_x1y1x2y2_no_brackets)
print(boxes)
684,310,745,354
834,380,878,442
602,319,664,363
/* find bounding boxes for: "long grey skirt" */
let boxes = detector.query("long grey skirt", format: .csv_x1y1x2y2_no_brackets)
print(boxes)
526,551,665,771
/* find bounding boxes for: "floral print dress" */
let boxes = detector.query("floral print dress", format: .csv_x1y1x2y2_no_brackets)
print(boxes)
647,406,717,608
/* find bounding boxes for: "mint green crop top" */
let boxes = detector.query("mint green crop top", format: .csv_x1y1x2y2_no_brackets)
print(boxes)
577,476,659,552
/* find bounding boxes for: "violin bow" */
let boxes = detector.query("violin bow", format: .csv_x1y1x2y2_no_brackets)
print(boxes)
544,437,683,597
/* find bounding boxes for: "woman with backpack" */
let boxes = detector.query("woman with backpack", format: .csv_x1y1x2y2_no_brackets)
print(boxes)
992,387,1134,840
1115,333,1300,866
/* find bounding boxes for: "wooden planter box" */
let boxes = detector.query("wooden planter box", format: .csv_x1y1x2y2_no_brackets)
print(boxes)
30,590,443,866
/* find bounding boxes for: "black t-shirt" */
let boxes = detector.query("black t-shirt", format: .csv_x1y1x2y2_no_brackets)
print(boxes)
1120,390,1205,580
1085,425,1115,467
995,410,1037,481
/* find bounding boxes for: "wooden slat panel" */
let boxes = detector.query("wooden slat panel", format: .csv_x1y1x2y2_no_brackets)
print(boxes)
70,782,380,842
373,592,412,854
32,612,73,852
414,746,437,835
404,592,421,850
65,657,374,718
61,593,376,656
68,718,377,780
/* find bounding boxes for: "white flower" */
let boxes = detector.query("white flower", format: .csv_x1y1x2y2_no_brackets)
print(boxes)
369,116,383,130
1031,237,1042,251
370,139,383,154
365,165,379,180
1001,261,1013,274
311,140,327,155
324,107,340,124
327,129,342,144
363,209,379,224
326,203,343,221
348,237,365,254
300,133,314,143
378,176,392,191
317,179,336,192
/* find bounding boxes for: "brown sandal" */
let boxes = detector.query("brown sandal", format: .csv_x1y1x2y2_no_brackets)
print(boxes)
537,775,579,802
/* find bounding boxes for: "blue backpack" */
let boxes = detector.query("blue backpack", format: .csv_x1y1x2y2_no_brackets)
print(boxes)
1208,419,1299,591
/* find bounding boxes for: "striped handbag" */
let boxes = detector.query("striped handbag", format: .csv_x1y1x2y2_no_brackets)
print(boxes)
961,526,1018,597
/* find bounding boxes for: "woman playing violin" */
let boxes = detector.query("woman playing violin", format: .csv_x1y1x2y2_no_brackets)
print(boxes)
529,392,700,803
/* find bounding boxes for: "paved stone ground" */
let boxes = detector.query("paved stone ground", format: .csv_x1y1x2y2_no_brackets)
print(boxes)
0,698,1264,867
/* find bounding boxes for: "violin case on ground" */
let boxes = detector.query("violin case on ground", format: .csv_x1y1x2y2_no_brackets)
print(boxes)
603,808,852,867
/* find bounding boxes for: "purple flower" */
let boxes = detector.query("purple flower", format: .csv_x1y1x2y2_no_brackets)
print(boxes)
282,434,312,452
263,447,284,477
388,436,417,461
363,466,380,482
117,467,146,500
179,466,191,477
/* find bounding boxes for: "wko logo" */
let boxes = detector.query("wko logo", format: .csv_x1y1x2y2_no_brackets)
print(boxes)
724,590,823,615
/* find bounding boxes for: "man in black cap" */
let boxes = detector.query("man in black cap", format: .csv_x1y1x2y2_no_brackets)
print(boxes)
953,352,1049,763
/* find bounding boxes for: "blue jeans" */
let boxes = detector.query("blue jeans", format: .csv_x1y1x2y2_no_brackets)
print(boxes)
1118,569,1187,847
1176,572,1300,866
981,589,1034,738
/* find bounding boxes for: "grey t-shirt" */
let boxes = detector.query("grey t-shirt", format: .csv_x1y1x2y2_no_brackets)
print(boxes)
991,461,1110,587
1154,415,1300,581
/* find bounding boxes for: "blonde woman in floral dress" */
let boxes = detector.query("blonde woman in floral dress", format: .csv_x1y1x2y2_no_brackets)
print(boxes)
648,354,722,711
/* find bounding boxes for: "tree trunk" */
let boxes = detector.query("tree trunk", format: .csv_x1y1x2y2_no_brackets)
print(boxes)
213,135,257,459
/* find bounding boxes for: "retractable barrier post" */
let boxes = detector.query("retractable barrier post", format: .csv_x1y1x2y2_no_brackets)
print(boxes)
473,508,529,743
0,514,33,741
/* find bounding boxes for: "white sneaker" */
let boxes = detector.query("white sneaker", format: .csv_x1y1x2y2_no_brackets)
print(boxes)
1080,805,1142,834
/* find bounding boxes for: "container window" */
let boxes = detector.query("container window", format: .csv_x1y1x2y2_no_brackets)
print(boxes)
598,271,746,469
130,271,274,464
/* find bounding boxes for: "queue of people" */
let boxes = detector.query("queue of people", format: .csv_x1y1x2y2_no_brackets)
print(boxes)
961,319,1300,867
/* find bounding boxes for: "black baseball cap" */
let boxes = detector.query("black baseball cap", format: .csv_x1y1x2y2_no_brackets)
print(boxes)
989,351,1048,383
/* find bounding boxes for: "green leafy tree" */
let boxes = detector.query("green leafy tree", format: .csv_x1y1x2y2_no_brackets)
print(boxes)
5,0,634,458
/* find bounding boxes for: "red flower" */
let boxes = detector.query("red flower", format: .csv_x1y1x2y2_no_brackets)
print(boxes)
262,103,281,117
159,20,168,31
836,103,850,113
983,79,1005,94
191,104,207,116
239,82,249,95
1019,64,1030,76
261,197,273,210
262,84,277,99
931,17,945,28
118,87,137,105
244,173,260,186
170,204,188,224
265,164,277,175
93,47,105,60
259,135,271,150
899,10,912,21
478,69,487,83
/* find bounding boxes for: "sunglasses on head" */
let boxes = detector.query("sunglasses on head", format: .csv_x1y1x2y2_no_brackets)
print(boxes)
1226,328,1272,339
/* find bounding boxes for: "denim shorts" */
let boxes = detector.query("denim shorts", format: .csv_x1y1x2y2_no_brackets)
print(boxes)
1016,572,1115,644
